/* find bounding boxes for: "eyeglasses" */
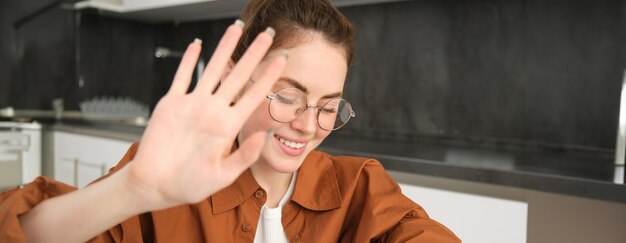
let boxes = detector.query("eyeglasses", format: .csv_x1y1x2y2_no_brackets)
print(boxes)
265,87,356,131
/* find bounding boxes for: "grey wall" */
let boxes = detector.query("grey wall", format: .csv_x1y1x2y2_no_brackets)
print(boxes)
1,0,624,152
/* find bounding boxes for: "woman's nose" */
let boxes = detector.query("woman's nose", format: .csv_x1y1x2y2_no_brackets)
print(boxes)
290,107,318,134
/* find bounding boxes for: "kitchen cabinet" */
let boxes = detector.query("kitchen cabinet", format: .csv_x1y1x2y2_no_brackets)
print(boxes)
73,0,410,23
52,131,132,188
399,183,528,243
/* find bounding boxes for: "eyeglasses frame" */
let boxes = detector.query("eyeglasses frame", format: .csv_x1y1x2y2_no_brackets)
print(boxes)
264,87,356,131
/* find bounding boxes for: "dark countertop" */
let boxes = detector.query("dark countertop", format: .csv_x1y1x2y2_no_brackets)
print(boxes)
36,119,626,204
319,135,626,204
40,118,144,142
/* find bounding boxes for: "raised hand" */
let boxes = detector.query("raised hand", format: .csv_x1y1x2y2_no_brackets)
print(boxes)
126,21,287,210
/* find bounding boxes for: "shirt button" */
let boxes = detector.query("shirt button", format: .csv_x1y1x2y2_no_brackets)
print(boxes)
242,223,251,232
254,190,264,198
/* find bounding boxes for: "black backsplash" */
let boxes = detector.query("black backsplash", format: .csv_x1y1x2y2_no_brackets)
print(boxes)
1,0,625,152
337,0,626,150
77,13,159,109
5,0,75,109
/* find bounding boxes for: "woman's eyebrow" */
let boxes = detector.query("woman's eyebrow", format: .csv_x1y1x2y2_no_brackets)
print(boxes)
321,92,343,99
279,77,308,93
278,77,343,99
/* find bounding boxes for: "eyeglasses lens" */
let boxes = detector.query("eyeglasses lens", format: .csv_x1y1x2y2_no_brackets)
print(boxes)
269,88,305,123
269,88,353,130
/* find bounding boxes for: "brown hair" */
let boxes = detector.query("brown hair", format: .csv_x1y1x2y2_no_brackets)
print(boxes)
234,0,356,65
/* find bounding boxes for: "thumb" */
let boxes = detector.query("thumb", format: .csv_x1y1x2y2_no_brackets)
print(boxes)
224,129,274,175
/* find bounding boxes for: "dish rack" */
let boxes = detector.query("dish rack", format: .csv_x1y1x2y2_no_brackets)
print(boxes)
79,96,150,120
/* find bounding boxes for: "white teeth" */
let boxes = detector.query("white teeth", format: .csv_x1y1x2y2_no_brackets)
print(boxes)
276,136,305,149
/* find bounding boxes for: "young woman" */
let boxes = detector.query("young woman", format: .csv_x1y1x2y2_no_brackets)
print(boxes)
1,0,460,242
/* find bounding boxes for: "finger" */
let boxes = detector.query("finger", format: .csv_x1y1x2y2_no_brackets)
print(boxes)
168,39,202,95
234,53,288,116
193,20,245,95
214,28,275,102
223,129,274,176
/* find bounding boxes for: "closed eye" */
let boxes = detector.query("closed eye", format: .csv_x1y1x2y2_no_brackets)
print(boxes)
320,107,337,113
275,93,300,105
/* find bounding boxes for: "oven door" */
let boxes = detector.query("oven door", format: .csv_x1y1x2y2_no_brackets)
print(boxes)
0,122,42,191
0,132,28,190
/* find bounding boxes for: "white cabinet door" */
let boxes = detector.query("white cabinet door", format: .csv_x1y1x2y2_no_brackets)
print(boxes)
75,160,107,188
53,131,133,187
399,183,528,243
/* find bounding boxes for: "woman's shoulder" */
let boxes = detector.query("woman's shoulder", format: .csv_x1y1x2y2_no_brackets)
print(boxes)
311,150,395,189
314,149,385,171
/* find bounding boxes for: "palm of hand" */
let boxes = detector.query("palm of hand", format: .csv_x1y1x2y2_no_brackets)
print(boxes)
124,24,285,209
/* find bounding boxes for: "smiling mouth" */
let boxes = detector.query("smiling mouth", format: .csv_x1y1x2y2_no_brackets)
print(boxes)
275,134,306,149
273,134,309,157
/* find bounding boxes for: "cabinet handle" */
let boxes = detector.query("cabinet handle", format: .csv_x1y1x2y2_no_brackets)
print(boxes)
0,132,29,151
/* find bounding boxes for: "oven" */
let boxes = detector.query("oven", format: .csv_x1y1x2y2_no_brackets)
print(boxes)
0,121,42,190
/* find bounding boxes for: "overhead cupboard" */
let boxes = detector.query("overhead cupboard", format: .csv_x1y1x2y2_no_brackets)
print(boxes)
71,0,411,23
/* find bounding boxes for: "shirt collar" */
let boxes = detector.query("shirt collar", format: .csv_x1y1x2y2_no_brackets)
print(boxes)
290,150,342,211
211,169,260,214
211,150,342,213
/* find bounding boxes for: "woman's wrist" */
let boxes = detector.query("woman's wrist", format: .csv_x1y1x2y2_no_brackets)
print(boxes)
115,162,172,214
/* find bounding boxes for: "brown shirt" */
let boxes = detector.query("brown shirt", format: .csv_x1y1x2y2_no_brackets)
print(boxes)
0,143,460,242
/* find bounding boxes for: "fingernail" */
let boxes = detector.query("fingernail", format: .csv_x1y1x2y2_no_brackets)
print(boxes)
264,27,276,38
265,128,275,142
282,51,289,59
193,38,202,44
235,19,245,28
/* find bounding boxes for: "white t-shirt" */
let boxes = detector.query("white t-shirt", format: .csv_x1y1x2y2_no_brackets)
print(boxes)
253,172,297,243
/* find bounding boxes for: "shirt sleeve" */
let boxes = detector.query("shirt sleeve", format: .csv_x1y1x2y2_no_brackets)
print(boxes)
351,160,461,243
0,143,145,243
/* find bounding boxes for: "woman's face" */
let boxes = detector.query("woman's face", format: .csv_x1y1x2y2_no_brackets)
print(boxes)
237,37,348,173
